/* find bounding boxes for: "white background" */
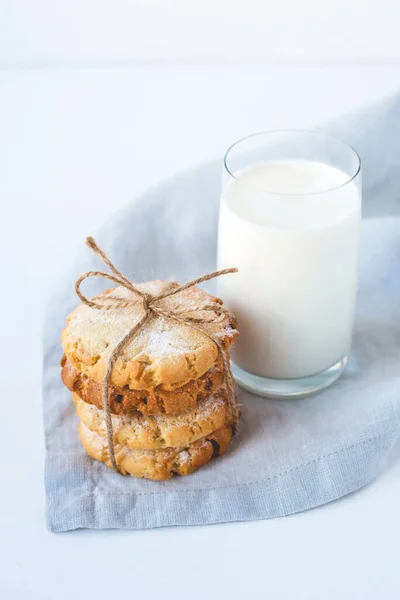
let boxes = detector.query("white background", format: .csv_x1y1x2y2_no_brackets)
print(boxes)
1,3,400,599
1,0,400,63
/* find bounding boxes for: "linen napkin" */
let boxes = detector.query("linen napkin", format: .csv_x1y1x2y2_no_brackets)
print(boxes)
44,93,400,531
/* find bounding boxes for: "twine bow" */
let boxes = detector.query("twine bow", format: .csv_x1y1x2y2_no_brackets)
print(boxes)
75,237,239,472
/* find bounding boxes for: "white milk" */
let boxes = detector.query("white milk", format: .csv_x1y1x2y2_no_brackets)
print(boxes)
217,160,361,379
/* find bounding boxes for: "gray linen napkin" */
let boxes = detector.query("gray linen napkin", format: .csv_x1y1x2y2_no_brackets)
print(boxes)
43,94,400,532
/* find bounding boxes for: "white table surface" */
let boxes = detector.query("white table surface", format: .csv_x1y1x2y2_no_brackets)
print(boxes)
1,64,400,600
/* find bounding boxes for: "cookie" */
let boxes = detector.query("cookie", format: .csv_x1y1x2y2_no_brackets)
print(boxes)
78,421,234,480
62,355,224,415
73,388,232,450
62,280,238,390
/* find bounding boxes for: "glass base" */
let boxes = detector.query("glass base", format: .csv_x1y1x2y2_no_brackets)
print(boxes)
231,356,348,399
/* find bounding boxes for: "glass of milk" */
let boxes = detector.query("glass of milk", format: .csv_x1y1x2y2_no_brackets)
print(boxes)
217,131,361,398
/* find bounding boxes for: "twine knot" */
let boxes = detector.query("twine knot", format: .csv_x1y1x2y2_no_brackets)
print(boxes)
75,236,239,473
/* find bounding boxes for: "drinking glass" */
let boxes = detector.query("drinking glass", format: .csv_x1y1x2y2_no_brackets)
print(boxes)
217,131,361,398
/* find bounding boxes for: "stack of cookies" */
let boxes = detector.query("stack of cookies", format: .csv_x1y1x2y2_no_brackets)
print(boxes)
60,280,239,480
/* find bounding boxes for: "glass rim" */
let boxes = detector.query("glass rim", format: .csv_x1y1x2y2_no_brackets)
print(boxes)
223,129,361,197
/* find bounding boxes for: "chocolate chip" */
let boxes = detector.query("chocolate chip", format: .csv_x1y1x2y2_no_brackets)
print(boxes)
115,395,123,404
210,439,220,457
